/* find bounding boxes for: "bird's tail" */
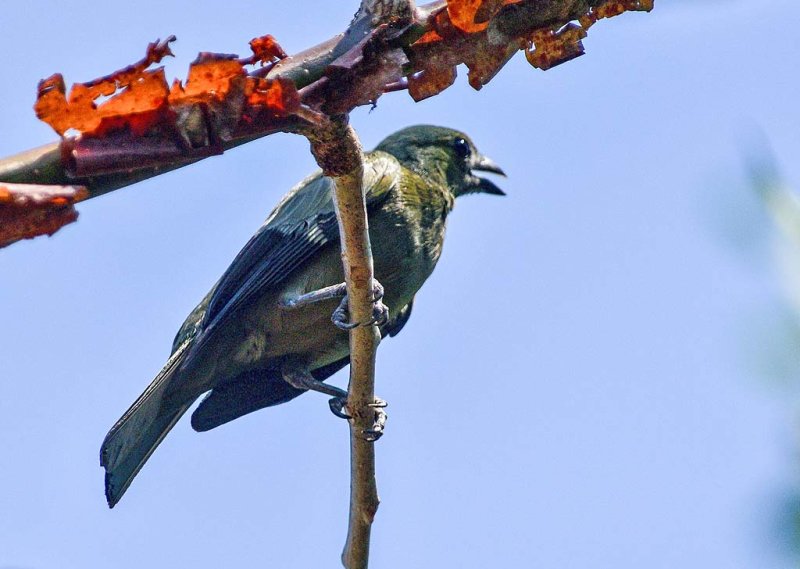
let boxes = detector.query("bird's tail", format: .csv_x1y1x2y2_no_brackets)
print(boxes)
100,341,194,508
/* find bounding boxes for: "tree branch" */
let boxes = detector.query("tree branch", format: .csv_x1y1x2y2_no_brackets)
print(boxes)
0,0,652,200
305,115,381,569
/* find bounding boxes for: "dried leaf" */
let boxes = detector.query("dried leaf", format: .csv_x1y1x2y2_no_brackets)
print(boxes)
408,66,457,101
414,29,445,45
172,56,245,103
580,0,654,28
408,0,654,97
247,35,289,65
245,77,300,116
524,0,653,70
36,36,296,138
464,40,520,89
409,5,519,93
446,0,522,33
35,37,176,137
35,35,299,176
408,0,527,93
0,183,88,248
525,23,587,70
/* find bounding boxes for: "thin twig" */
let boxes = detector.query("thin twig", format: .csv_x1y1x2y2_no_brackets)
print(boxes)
306,115,381,569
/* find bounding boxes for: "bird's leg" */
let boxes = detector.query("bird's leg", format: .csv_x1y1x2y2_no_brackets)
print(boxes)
281,280,389,331
282,368,388,440
281,367,349,399
331,279,389,331
280,283,348,309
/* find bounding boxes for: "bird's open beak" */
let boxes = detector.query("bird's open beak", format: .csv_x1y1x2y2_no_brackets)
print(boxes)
469,154,506,196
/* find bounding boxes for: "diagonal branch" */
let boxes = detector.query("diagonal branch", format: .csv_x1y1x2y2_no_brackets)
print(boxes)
0,0,651,200
305,115,381,569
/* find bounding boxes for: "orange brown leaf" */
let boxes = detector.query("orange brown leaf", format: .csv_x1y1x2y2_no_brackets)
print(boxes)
245,77,300,116
580,0,654,28
523,0,652,70
247,35,289,65
413,29,445,45
35,37,176,137
35,35,297,148
170,56,245,103
408,66,457,101
446,0,522,33
0,183,88,248
525,23,587,70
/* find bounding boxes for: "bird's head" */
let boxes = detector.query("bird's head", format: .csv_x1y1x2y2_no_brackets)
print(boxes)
375,125,506,198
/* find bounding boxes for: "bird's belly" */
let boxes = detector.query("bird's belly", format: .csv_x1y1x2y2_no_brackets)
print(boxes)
230,248,351,371
209,215,439,383
372,227,439,308
262,297,350,369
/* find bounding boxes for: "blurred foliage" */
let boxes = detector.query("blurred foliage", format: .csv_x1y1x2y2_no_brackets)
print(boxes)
747,149,800,383
704,134,800,559
732,140,800,557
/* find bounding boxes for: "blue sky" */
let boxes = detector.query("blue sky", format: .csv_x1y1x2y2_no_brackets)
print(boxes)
1,1,799,567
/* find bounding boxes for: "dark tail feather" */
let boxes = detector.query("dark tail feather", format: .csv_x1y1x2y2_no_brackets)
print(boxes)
191,356,350,432
100,342,193,508
190,369,304,432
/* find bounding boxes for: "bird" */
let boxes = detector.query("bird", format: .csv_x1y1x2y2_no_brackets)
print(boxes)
100,124,505,507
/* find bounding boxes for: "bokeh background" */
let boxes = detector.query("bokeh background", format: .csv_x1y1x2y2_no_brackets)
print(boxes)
2,1,799,567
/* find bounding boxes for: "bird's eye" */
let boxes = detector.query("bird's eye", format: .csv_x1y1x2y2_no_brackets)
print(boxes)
453,137,471,160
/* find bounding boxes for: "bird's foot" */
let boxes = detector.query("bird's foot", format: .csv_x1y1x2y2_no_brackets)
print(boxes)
363,399,388,442
329,396,388,441
332,280,389,330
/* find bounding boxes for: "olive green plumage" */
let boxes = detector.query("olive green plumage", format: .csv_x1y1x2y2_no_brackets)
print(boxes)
100,125,505,507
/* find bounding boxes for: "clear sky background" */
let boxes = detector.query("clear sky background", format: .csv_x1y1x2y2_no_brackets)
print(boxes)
1,1,799,567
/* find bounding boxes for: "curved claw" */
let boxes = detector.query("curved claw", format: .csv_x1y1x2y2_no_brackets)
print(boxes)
331,279,389,330
332,304,360,330
371,301,389,327
361,406,387,442
329,397,352,419
362,431,383,442
370,281,385,302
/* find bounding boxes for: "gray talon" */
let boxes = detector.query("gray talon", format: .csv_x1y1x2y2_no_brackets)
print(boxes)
332,301,364,330
362,407,387,442
371,281,385,302
329,397,352,419
331,280,389,330
332,303,356,330
372,301,390,327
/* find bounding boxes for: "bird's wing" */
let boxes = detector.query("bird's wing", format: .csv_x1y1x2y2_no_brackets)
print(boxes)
171,287,214,353
182,152,401,364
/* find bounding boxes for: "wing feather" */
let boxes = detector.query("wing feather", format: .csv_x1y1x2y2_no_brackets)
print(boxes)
181,152,401,368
